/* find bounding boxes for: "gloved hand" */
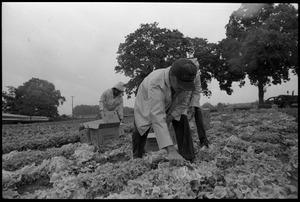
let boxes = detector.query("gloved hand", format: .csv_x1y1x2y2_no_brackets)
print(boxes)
166,114,174,127
98,109,103,119
165,145,185,166
188,106,195,117
117,114,122,122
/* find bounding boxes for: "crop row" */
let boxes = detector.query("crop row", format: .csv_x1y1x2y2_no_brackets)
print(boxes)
2,120,89,154
2,108,298,199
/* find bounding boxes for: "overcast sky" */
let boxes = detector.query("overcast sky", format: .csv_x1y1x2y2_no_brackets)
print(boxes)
2,2,298,115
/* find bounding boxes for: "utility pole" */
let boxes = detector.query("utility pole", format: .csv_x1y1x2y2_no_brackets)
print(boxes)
71,96,74,118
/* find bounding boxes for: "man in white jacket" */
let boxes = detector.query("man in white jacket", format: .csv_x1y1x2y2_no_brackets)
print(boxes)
99,82,124,122
133,58,197,166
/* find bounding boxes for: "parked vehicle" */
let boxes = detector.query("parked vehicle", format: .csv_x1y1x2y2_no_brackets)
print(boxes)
264,95,298,108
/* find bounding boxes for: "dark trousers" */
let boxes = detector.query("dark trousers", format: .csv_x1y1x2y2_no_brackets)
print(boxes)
194,107,208,142
132,115,195,161
172,115,195,161
132,122,150,158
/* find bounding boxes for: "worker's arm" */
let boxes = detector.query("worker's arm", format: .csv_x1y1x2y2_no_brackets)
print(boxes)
148,93,174,149
148,84,185,166
99,89,113,111
99,91,106,111
117,97,124,121
189,71,201,108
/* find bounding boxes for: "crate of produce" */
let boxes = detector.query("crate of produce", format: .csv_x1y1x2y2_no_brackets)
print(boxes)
145,124,177,152
81,111,120,146
145,133,160,152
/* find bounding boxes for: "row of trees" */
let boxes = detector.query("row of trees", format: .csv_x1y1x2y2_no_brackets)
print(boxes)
2,78,135,117
115,3,298,104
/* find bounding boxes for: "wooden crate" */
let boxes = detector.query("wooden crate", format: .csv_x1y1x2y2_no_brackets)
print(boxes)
145,124,177,152
80,111,120,146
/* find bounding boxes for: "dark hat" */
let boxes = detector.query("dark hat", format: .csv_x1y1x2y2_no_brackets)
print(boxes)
170,58,197,91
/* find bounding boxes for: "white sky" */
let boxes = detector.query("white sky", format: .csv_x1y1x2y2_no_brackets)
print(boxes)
2,2,298,115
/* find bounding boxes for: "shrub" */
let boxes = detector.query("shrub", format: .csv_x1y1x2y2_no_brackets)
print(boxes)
202,102,217,111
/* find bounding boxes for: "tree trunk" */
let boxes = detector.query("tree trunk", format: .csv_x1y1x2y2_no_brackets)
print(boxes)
258,82,264,104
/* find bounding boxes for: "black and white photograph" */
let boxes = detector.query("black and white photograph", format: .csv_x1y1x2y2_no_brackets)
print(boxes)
2,2,298,199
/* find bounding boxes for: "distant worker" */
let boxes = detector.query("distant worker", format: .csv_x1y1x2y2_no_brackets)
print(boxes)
99,82,124,122
187,58,209,148
132,58,198,166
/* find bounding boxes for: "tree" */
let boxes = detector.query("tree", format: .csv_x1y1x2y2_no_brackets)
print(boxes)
212,37,246,95
73,105,99,115
2,78,66,118
222,3,298,104
187,37,246,96
115,22,193,98
2,86,17,112
187,37,223,97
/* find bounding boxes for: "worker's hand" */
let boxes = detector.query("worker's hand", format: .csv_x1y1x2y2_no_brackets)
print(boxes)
166,114,174,127
96,113,102,119
165,145,185,166
117,114,122,122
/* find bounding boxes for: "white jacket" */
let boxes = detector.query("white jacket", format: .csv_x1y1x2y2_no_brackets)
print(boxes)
134,66,193,149
99,88,124,120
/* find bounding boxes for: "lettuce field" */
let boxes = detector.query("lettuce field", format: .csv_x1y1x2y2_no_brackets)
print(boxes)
2,108,298,199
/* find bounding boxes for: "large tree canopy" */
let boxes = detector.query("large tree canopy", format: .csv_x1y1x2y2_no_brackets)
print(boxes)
187,37,224,97
115,4,297,104
115,22,193,98
222,3,298,104
2,78,66,118
212,37,247,95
